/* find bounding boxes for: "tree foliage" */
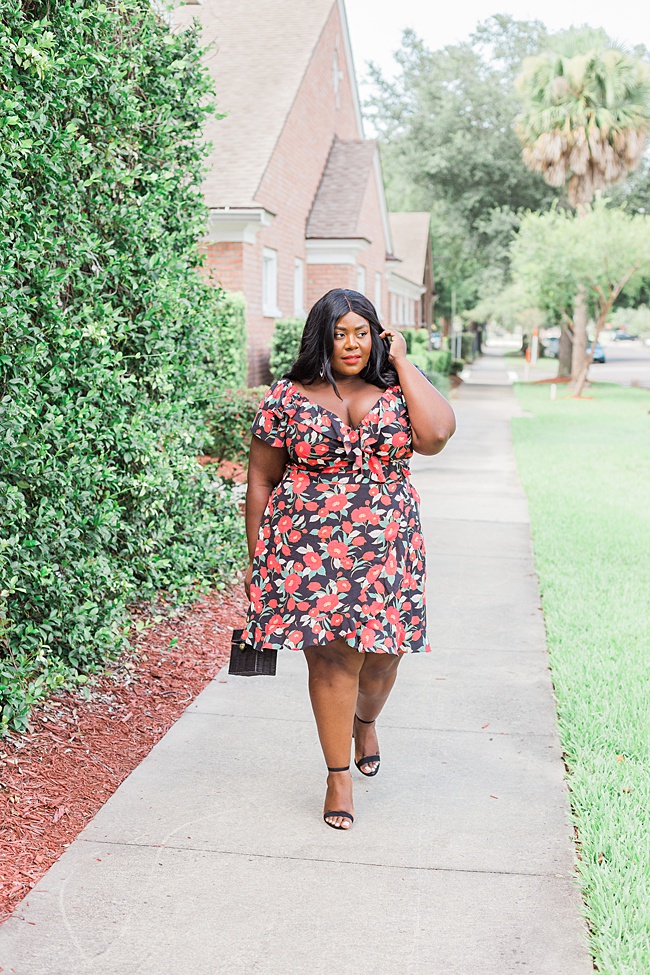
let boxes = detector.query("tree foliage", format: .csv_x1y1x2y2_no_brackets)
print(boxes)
0,0,247,731
515,33,650,208
512,201,650,390
366,16,559,316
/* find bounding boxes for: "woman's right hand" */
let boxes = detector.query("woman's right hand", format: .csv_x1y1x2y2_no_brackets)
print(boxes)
244,562,253,600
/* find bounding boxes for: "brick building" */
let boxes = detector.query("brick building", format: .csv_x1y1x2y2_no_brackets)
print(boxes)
173,0,433,383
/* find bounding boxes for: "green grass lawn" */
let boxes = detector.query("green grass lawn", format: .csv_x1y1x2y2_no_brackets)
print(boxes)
512,383,650,974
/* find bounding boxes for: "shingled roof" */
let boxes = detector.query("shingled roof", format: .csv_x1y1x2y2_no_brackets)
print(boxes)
306,138,378,238
388,212,431,286
173,0,352,209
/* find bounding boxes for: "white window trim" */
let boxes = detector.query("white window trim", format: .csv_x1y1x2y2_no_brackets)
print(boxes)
293,257,305,317
356,265,366,296
375,272,382,317
262,247,281,318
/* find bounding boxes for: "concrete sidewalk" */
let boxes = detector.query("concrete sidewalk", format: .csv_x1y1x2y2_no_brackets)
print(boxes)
0,356,592,974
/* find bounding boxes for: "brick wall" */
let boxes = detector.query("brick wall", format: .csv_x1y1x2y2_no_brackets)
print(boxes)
354,163,390,323
244,3,363,384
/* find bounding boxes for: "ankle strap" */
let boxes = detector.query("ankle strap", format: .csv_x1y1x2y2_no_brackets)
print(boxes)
355,714,376,724
327,765,350,772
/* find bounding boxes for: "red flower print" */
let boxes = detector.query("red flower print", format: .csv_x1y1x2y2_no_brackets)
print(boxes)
330,613,344,627
351,507,370,522
342,520,354,533
360,626,376,648
277,516,292,533
367,564,382,583
363,551,376,561
412,533,422,549
336,577,351,592
391,431,409,447
316,594,339,613
327,541,348,559
284,573,301,594
304,551,323,570
384,521,399,541
295,441,310,458
266,614,284,633
308,581,322,591
325,494,348,512
290,472,310,493
351,535,366,546
268,554,281,572
341,558,354,570
318,525,333,539
255,539,265,557
288,530,301,543
385,554,397,576
386,606,400,624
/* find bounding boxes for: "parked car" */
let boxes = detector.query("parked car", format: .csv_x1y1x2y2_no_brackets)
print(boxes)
589,341,606,363
612,330,638,341
542,337,605,362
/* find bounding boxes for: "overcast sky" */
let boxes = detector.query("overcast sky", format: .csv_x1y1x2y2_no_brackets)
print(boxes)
345,0,650,85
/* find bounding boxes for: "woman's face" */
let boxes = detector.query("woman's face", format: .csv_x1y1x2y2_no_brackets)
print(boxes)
330,311,373,378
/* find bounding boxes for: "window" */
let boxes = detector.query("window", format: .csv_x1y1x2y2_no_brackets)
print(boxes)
374,272,382,317
293,258,305,317
262,248,279,317
356,265,366,296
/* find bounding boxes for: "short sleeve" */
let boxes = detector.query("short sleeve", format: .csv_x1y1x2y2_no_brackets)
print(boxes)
251,379,291,448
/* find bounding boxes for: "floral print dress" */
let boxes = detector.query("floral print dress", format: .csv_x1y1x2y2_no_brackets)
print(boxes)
242,378,430,655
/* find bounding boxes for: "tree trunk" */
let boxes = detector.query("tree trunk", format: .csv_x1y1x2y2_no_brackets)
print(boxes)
558,327,572,378
440,316,451,338
571,286,588,383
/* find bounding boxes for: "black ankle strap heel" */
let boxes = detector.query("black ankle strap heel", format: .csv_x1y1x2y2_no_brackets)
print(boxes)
353,714,381,777
324,765,354,830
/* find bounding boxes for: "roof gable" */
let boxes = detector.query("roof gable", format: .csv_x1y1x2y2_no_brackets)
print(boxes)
389,212,431,285
306,138,377,238
173,0,363,209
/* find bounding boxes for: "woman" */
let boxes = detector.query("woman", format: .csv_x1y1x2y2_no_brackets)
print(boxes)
243,289,456,830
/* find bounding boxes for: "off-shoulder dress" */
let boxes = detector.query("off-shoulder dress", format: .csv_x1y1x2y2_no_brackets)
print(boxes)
241,378,430,656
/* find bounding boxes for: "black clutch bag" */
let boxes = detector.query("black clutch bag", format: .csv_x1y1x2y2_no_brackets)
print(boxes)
228,628,277,677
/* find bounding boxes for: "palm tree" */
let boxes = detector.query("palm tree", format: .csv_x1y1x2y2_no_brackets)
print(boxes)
515,35,650,382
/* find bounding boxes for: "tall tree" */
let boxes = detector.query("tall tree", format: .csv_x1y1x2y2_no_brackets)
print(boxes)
515,32,650,379
366,16,558,321
512,201,650,395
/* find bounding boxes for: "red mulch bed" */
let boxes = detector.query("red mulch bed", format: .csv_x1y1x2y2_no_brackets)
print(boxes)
0,584,247,923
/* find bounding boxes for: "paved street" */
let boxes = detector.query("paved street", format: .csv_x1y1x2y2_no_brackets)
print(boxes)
0,359,593,975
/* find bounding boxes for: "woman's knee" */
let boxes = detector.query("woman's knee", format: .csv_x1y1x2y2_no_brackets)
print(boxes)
305,639,361,678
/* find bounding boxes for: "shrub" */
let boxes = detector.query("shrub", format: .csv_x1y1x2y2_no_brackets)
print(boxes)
270,318,305,379
0,0,247,732
204,387,267,462
203,291,248,389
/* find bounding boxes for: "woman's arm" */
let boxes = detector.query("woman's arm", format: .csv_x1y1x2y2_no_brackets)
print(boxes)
244,436,289,594
381,329,456,456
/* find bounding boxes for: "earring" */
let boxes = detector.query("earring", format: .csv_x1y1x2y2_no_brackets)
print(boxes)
319,366,325,378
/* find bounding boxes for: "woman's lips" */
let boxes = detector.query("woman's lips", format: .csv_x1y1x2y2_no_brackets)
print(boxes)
342,355,361,363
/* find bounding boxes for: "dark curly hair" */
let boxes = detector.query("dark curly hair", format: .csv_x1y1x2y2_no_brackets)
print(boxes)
285,288,398,398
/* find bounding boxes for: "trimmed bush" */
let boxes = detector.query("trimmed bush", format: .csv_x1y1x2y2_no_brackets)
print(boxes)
203,292,248,389
0,0,247,732
270,318,305,379
204,387,267,462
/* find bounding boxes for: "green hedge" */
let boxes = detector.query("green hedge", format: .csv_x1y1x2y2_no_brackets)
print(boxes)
270,318,305,379
203,291,248,389
204,386,267,462
0,0,247,732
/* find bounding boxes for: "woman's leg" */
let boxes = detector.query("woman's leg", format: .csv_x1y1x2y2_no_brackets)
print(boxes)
354,653,402,774
304,638,364,829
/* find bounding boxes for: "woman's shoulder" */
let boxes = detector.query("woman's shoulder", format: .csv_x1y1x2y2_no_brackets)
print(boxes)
258,377,296,411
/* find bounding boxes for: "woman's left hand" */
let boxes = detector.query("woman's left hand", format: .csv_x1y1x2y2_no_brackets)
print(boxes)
379,328,408,364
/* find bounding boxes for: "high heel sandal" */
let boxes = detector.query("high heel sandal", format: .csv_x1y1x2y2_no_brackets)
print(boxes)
323,766,354,830
354,715,381,777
